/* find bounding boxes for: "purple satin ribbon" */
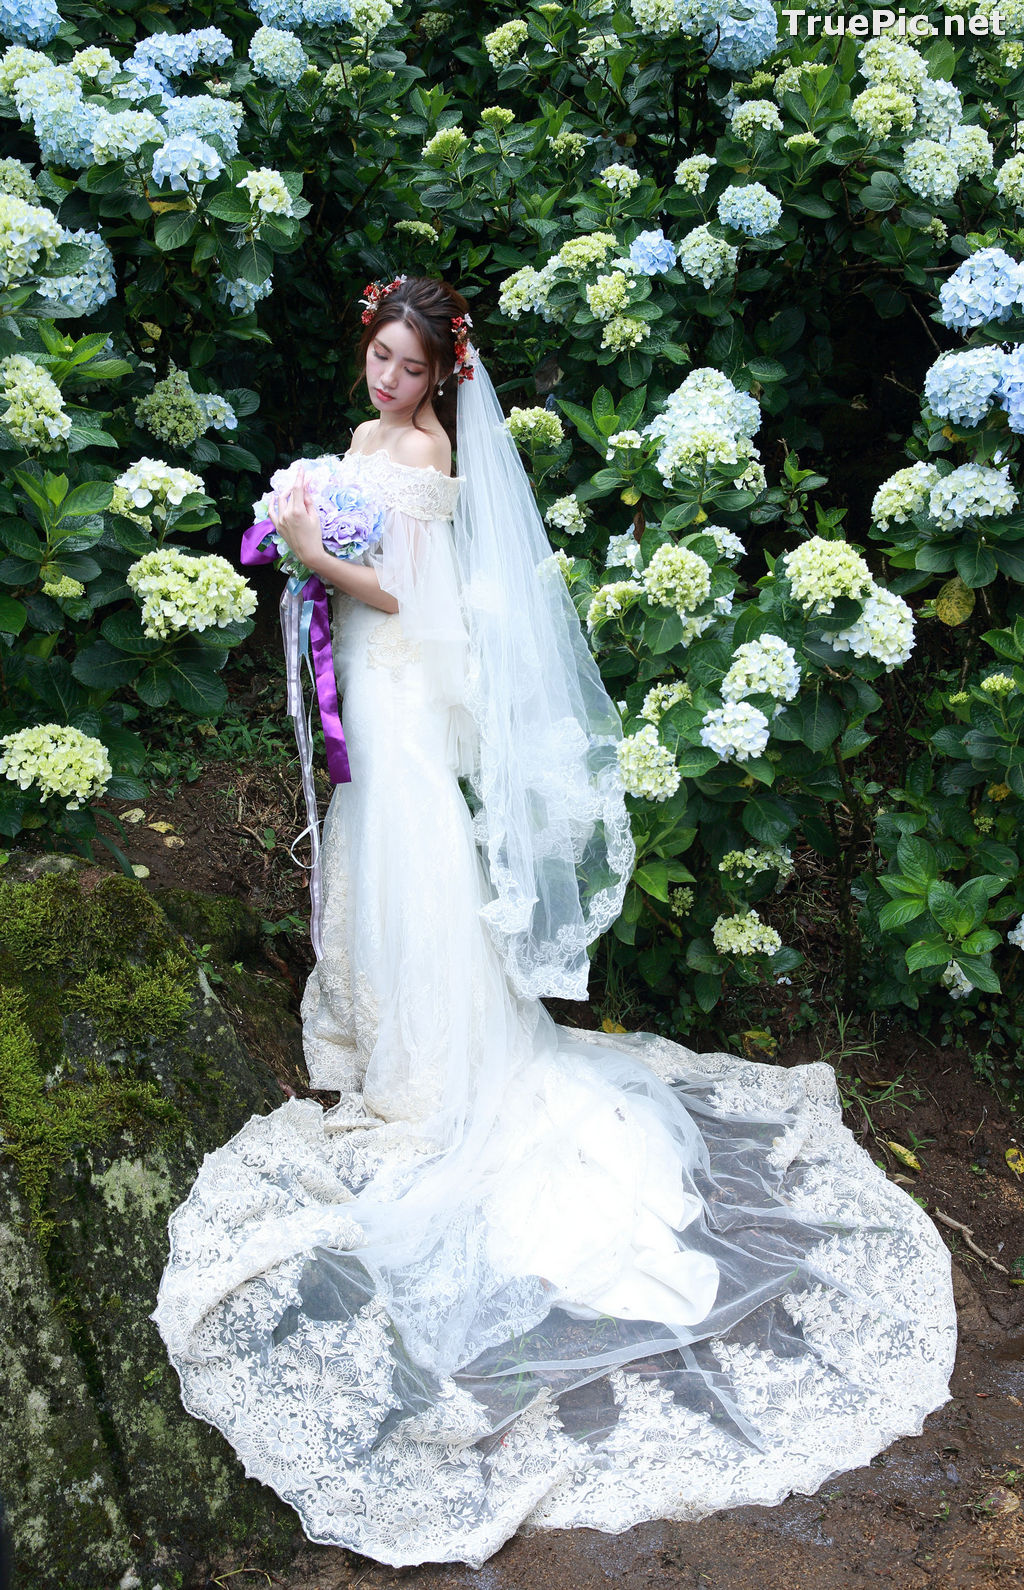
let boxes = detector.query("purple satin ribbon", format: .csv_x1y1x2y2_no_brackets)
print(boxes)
242,518,351,959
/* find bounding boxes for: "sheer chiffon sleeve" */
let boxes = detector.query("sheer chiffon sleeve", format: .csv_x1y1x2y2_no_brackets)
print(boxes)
366,503,478,776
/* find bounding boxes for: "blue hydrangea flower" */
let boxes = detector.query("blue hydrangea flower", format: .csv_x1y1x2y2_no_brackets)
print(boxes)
162,94,243,160
997,345,1024,434
121,58,172,105
214,273,274,314
131,33,202,77
33,98,102,167
252,0,354,21
151,132,224,190
938,247,1024,332
191,26,232,64
716,181,782,237
702,0,778,72
923,347,1006,426
628,228,676,276
249,25,308,86
35,227,116,317
0,0,60,45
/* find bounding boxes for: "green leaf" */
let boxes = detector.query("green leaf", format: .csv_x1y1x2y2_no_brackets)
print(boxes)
693,972,720,1013
100,609,163,656
953,541,999,589
154,211,198,251
896,833,940,888
635,861,671,902
71,641,142,690
905,937,954,972
59,481,114,518
0,592,26,633
953,952,1001,994
676,746,720,777
878,897,927,931
205,190,254,223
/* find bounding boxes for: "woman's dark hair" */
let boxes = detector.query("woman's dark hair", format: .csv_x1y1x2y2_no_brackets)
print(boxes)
353,276,469,445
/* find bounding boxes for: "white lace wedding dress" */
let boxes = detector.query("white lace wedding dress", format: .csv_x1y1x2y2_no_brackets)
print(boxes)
152,448,957,1569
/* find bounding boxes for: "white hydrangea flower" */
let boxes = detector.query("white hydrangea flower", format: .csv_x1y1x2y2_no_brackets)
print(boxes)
507,406,563,450
995,152,1024,209
0,353,70,448
946,123,993,178
831,584,916,670
601,315,649,352
0,191,62,287
607,429,644,456
730,99,783,140
545,493,589,534
914,76,962,138
718,845,794,881
646,367,761,486
928,464,1017,530
674,153,715,192
941,960,972,998
859,36,928,95
641,679,692,723
782,536,874,614
498,263,554,321
712,908,782,956
850,85,916,139
700,701,771,762
599,162,641,195
616,723,681,801
0,723,111,809
677,224,738,290
902,139,960,204
721,634,801,702
1008,915,1024,949
237,167,294,216
642,543,712,614
871,461,942,528
483,18,528,68
605,531,641,569
116,457,205,514
91,108,164,165
704,524,746,560
587,579,642,630
127,548,257,639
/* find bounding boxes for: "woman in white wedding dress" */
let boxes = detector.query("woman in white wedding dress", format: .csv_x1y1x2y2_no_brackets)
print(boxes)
151,276,956,1569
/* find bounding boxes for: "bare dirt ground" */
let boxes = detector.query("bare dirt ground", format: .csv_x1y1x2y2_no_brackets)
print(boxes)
85,739,1024,1590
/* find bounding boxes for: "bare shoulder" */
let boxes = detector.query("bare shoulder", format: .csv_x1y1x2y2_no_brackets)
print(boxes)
349,419,377,451
388,425,452,477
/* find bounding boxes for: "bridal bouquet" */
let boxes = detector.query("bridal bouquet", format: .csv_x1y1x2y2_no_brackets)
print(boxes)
251,454,386,580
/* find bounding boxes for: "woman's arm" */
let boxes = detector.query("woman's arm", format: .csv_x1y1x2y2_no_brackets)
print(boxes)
267,464,400,614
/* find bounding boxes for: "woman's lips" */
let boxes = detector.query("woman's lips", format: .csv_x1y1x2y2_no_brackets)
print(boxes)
375,389,394,402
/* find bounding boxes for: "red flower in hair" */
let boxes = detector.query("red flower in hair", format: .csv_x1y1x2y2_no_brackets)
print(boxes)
359,275,406,325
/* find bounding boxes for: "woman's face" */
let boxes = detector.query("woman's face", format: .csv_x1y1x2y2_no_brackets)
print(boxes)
365,317,433,423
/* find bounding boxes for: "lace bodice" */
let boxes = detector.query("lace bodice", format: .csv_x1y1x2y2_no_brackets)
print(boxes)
340,446,463,522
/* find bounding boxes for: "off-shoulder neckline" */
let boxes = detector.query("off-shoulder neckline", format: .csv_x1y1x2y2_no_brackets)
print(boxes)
344,444,461,484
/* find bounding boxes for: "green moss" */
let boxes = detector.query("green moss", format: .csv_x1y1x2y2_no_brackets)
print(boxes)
156,889,262,963
70,960,194,1043
0,873,180,976
0,988,179,1247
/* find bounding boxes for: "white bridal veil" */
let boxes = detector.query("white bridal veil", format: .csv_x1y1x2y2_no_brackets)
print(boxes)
451,351,635,1000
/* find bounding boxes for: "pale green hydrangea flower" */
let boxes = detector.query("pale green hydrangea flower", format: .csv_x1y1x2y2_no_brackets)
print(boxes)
712,909,782,955
0,353,70,449
237,167,294,217
587,579,642,630
423,125,468,162
674,154,715,193
599,163,641,196
616,723,680,801
484,19,528,67
134,370,207,450
0,723,111,809
545,494,589,534
127,548,257,640
980,672,1017,695
641,680,692,723
871,461,942,527
642,544,711,614
782,536,874,614
507,405,564,450
116,457,205,515
602,315,648,351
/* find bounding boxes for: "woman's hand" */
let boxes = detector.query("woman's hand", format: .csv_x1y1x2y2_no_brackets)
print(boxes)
268,464,320,562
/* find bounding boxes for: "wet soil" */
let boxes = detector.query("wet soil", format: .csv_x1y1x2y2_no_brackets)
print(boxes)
76,677,1024,1590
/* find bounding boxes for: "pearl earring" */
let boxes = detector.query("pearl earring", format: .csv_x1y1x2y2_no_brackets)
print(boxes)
436,382,445,397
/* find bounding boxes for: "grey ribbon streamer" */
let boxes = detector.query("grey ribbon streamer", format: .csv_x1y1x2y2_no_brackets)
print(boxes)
280,579,325,961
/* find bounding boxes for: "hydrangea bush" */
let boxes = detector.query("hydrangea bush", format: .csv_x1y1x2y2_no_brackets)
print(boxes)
0,0,1022,1059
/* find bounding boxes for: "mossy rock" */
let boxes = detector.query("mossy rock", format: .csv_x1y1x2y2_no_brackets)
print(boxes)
0,872,306,1590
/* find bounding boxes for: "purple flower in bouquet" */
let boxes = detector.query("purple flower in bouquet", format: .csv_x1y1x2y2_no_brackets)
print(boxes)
319,482,386,557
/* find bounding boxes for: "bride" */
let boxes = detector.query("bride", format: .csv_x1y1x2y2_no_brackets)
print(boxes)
151,275,956,1569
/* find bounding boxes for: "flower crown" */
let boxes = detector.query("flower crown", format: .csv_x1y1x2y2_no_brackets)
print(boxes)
360,276,475,385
